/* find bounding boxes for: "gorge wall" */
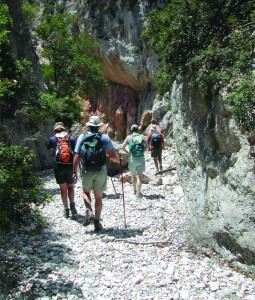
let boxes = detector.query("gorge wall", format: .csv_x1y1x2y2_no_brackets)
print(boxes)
65,0,168,136
172,79,255,273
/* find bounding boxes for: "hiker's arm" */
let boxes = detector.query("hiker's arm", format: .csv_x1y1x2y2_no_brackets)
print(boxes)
120,137,129,155
72,153,80,175
47,137,55,156
161,134,165,149
147,134,152,151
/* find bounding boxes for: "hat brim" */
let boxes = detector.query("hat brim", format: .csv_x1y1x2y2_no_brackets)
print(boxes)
55,131,68,138
54,126,65,131
86,122,103,127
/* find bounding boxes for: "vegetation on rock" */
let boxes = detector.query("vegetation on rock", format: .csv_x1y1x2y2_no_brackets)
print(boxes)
144,0,255,131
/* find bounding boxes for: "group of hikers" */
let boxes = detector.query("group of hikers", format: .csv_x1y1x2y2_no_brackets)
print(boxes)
47,115,165,232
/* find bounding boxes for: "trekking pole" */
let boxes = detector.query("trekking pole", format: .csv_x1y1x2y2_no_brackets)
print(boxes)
119,155,127,228
110,177,117,194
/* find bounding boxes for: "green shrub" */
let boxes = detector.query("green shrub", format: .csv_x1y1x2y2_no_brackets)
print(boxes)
227,75,255,132
0,144,49,227
143,1,255,93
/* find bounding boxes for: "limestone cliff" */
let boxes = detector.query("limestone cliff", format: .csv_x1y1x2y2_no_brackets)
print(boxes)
64,0,168,136
172,79,255,274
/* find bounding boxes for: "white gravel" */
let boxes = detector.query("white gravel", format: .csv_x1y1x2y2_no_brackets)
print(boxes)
2,148,255,299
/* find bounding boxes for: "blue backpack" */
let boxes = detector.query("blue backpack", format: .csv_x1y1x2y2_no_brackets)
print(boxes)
80,133,106,171
151,132,161,148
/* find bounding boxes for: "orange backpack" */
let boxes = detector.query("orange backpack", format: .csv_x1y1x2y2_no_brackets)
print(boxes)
56,135,73,164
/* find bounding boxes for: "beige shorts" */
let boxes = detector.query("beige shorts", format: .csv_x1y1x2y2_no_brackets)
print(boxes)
82,171,107,192
128,156,145,175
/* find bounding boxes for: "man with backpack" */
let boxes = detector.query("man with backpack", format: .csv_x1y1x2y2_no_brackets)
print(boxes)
47,122,77,218
147,124,165,173
72,116,119,232
121,124,147,198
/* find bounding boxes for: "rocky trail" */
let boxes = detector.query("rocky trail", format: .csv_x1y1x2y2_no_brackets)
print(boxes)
1,149,255,300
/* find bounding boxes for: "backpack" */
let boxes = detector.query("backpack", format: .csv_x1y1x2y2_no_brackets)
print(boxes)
56,135,73,164
80,133,106,171
129,134,145,157
150,132,161,148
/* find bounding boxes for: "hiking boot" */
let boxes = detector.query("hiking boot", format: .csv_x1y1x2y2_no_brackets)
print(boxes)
94,218,103,232
64,208,70,218
159,165,163,171
70,202,77,216
136,192,142,199
83,209,94,226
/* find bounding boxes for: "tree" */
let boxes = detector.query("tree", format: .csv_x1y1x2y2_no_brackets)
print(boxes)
37,12,107,98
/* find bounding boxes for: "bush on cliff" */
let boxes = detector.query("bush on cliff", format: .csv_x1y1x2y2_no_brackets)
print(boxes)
144,0,255,131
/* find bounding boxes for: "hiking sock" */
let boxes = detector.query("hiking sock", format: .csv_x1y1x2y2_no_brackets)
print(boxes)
94,218,103,232
83,209,94,226
64,208,70,218
70,201,77,216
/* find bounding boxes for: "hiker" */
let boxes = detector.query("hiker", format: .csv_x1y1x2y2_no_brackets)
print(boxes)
47,122,77,218
72,115,119,232
147,124,165,173
121,124,147,198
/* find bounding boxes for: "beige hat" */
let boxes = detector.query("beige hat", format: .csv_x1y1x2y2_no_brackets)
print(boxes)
54,122,65,131
86,115,103,127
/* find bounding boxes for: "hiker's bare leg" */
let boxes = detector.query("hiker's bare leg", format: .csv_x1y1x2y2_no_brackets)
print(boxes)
83,190,93,211
132,174,137,193
94,191,103,219
67,183,74,202
59,183,68,208
153,157,159,170
158,156,162,170
137,173,143,195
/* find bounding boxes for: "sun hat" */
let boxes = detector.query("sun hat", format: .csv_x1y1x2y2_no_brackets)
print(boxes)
131,124,139,132
86,115,104,127
54,122,65,131
55,131,68,138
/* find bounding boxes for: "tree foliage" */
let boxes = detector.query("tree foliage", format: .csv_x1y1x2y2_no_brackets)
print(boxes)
37,11,107,99
144,0,255,131
144,0,255,90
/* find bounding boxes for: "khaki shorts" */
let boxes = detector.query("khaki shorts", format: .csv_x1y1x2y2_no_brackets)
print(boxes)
82,171,107,192
128,156,145,175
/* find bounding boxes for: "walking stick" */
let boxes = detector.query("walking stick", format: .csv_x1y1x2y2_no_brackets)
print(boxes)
110,177,117,194
119,155,127,228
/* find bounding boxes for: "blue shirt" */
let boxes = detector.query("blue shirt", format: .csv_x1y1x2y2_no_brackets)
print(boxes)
75,131,113,173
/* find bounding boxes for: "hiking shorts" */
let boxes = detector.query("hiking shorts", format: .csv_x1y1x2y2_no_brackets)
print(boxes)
151,147,162,159
82,171,107,192
54,164,73,185
128,156,145,175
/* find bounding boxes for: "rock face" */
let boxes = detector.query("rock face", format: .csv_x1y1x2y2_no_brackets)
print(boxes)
65,0,169,136
171,79,255,272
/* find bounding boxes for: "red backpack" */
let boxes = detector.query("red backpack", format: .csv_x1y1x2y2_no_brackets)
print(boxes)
56,135,73,164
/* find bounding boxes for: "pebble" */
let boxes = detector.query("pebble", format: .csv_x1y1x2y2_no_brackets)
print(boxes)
1,149,255,299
